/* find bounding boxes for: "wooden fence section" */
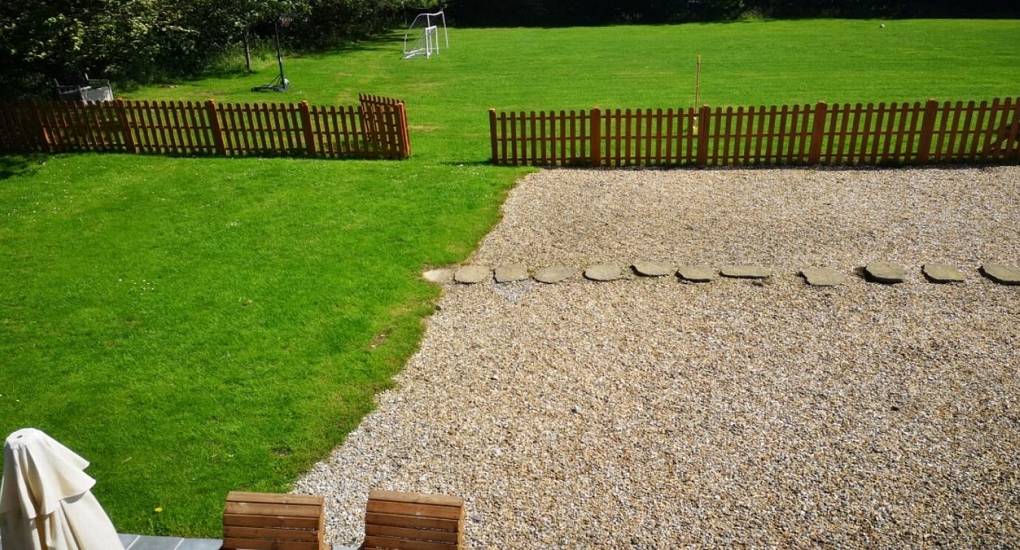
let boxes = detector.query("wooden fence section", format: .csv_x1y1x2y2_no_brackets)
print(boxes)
0,96,411,159
489,97,1020,167
360,94,412,157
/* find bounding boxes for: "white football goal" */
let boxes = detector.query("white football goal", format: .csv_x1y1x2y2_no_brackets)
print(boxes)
403,10,449,59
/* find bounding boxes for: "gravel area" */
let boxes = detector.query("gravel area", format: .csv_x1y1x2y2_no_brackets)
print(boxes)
474,166,1020,269
296,167,1020,548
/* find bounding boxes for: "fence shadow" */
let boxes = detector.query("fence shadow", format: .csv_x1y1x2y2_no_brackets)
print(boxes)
0,154,46,181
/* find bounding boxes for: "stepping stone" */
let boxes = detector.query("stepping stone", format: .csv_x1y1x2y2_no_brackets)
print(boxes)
534,266,575,284
494,264,529,283
800,267,846,287
676,265,716,282
422,268,454,284
632,261,673,277
584,264,623,282
922,263,964,283
454,265,491,284
981,263,1020,285
720,265,770,279
864,262,906,284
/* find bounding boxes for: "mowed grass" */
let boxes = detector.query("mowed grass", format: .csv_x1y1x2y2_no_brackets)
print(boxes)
2,19,1018,536
0,154,524,536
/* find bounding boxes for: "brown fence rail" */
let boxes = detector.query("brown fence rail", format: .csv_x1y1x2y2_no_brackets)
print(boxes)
0,96,411,159
489,98,1020,167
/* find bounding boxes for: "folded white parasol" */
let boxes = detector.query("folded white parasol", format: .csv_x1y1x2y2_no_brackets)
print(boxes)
0,428,124,550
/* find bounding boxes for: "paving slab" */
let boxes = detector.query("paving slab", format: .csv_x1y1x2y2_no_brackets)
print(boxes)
922,263,964,283
980,263,1020,285
494,264,529,283
584,264,624,281
119,534,140,548
676,265,716,282
177,539,222,550
422,268,454,284
632,261,674,277
130,535,184,550
864,262,906,284
720,265,771,279
800,267,846,287
534,266,575,284
454,265,491,284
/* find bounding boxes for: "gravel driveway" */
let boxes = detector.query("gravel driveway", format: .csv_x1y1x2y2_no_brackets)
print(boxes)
296,167,1020,548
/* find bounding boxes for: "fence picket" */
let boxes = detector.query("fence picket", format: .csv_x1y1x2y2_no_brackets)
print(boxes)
1007,98,1020,159
170,101,184,153
981,99,1006,161
539,111,547,164
944,101,965,161
654,109,664,164
749,106,762,164
958,101,976,161
969,100,989,160
782,104,795,162
808,102,827,164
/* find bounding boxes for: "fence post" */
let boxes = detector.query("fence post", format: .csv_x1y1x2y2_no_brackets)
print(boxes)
696,105,710,167
590,107,602,167
396,102,411,158
808,101,828,164
116,99,136,154
916,99,939,163
489,109,498,164
299,101,316,156
205,99,227,155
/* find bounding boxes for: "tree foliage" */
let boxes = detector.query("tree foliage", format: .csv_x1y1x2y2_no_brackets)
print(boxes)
0,0,400,98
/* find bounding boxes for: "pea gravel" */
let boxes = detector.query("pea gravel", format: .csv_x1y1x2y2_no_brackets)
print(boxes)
296,167,1020,548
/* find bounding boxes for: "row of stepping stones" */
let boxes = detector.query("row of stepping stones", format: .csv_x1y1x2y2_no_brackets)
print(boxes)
423,262,1020,286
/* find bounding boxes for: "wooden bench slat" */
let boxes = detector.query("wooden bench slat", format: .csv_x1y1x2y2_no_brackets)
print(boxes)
223,537,321,550
223,492,325,550
364,512,460,532
361,535,457,550
368,490,464,508
224,513,320,529
361,491,465,549
225,525,321,542
364,524,459,543
228,492,324,506
226,501,323,518
365,500,463,520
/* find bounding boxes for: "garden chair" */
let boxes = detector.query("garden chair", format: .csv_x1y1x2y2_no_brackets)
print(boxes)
221,491,327,550
361,489,465,549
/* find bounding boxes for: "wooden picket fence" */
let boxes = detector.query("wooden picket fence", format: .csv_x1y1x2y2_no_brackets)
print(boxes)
359,94,413,157
488,98,1020,167
0,96,411,159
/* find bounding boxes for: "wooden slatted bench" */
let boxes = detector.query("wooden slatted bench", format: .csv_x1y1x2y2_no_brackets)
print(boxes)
362,490,465,549
222,491,326,550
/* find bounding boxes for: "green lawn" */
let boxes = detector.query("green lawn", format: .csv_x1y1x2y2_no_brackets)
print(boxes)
2,19,1019,537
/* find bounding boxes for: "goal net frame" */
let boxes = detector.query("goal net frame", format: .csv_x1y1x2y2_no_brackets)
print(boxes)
403,10,449,59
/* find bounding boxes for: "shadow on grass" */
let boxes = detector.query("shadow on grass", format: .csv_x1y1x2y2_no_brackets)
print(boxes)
117,31,406,91
0,155,47,181
0,150,408,168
